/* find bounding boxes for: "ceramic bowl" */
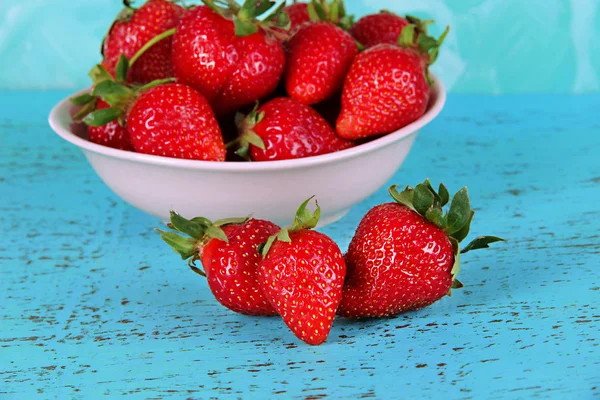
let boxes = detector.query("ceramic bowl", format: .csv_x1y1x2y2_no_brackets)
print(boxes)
48,74,445,227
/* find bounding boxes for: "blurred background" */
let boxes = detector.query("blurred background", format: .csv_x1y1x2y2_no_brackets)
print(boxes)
0,0,598,93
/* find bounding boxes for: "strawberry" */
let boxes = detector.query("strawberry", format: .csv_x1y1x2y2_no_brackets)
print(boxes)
171,3,288,116
284,2,311,31
285,21,358,105
127,83,226,160
232,97,354,161
87,100,133,151
157,213,280,316
101,0,186,84
258,198,346,345
337,180,504,319
336,24,449,139
81,70,226,161
349,11,412,49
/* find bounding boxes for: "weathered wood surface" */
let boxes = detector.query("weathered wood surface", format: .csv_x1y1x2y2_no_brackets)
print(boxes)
1,92,599,399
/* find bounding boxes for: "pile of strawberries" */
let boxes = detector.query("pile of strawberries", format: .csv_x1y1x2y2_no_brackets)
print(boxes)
72,0,449,162
158,180,504,345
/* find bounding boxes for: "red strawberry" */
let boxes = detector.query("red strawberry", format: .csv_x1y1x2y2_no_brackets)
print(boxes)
157,213,280,316
82,78,226,161
258,198,346,345
337,180,504,319
233,97,354,161
127,83,226,160
102,0,185,84
336,24,449,139
285,21,358,105
87,100,133,151
284,2,311,30
349,11,410,49
171,5,286,117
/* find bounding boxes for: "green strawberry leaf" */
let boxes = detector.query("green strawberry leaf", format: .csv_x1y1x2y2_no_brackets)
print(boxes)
88,64,113,86
417,33,438,54
205,225,229,242
452,210,474,243
312,1,327,21
213,216,251,227
234,17,258,36
451,279,464,289
445,187,471,235
438,183,450,206
307,3,319,21
398,24,416,48
169,211,207,240
82,107,122,126
389,184,415,211
277,229,291,243
245,130,265,150
291,196,320,231
190,216,213,227
115,54,130,83
155,229,197,260
70,93,96,106
72,99,99,121
461,236,505,254
425,207,445,228
413,183,435,215
92,80,133,107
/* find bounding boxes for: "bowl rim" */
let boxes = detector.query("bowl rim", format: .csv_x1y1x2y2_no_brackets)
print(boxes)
48,73,446,172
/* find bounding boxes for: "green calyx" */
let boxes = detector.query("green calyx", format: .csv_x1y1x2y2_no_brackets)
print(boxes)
71,52,175,126
389,179,505,292
308,0,354,30
202,0,291,37
397,17,450,85
228,102,266,160
156,211,251,276
259,196,321,257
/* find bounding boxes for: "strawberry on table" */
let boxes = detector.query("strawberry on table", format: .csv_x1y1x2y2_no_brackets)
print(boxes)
171,1,288,116
337,180,504,319
101,0,186,84
157,213,280,316
258,198,346,345
232,97,354,161
336,23,450,139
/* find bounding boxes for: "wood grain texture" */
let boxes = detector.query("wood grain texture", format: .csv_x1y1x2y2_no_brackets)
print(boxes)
1,92,599,399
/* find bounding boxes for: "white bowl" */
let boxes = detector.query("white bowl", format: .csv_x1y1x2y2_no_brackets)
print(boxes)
48,75,446,227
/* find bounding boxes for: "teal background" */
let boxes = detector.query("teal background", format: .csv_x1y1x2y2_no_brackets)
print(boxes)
1,0,599,93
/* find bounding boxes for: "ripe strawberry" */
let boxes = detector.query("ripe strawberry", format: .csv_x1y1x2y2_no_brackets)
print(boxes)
101,0,185,84
157,213,280,316
349,11,410,49
285,21,358,105
171,4,287,116
258,198,346,345
336,24,449,139
233,97,354,161
87,100,133,151
284,2,311,30
337,180,504,319
82,76,226,161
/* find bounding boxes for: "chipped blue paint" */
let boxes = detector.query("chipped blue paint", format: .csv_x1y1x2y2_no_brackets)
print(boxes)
0,91,599,398
1,0,599,93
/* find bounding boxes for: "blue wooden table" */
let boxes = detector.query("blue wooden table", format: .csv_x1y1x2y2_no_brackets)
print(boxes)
1,91,599,399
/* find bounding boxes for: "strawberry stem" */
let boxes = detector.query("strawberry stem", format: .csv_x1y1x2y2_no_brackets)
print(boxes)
260,197,320,257
129,28,177,68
